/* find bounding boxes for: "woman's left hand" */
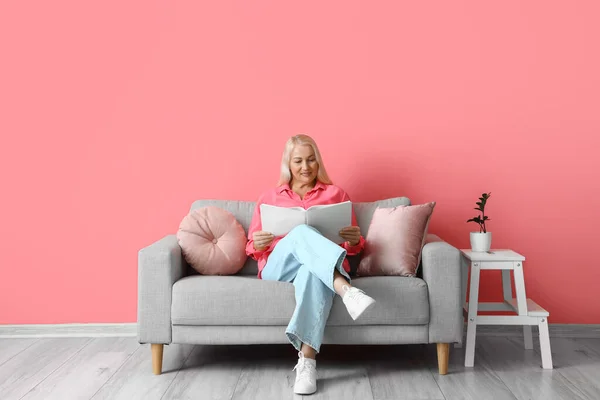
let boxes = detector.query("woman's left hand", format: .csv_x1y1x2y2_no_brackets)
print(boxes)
339,226,361,246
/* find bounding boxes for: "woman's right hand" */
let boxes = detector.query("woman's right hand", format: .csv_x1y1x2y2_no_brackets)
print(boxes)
252,231,275,251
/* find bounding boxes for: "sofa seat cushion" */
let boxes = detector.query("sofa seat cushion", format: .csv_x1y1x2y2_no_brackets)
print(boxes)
171,275,429,326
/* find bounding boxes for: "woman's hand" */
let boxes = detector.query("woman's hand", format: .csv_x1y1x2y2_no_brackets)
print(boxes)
339,226,361,246
252,231,275,251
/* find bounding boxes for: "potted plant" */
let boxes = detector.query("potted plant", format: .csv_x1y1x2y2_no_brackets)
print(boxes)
467,192,492,252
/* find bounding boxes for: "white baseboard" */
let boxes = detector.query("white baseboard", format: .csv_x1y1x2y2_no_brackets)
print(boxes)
0,323,137,338
0,323,598,339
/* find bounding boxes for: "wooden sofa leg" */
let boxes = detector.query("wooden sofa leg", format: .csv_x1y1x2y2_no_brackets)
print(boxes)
437,343,449,375
152,344,164,375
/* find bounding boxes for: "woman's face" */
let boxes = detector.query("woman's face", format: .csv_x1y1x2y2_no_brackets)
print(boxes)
289,144,319,186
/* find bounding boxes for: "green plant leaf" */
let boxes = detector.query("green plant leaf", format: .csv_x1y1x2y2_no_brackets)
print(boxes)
470,193,491,225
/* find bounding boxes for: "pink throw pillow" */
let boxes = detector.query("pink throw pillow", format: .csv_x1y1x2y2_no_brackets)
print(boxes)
357,202,436,277
177,207,248,275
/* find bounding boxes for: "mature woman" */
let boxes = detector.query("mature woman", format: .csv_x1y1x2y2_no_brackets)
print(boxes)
245,134,376,395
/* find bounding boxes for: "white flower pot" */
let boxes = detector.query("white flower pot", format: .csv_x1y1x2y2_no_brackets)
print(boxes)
470,232,492,252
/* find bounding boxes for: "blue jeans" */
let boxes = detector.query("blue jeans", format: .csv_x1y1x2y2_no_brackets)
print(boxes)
261,224,351,353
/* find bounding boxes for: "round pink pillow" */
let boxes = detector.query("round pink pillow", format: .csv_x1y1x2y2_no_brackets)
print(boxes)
177,206,248,275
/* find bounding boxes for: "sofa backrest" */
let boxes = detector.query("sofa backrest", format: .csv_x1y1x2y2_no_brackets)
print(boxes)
189,196,411,275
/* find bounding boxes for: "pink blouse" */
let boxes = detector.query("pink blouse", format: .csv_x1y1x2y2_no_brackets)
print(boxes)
246,181,365,278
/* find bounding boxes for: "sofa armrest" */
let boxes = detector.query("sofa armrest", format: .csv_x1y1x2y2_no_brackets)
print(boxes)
421,234,463,344
137,234,185,344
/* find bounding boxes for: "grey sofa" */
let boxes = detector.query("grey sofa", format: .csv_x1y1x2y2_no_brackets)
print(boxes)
137,196,463,375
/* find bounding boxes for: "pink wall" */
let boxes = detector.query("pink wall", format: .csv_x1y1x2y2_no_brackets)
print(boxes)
1,1,599,325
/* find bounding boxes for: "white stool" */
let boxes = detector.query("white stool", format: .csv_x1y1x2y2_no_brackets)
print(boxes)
460,249,553,369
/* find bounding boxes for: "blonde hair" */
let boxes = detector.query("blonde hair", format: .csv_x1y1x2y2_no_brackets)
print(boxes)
278,134,333,186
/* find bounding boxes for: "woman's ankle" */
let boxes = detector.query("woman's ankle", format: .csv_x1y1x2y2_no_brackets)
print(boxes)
334,278,352,296
300,346,317,360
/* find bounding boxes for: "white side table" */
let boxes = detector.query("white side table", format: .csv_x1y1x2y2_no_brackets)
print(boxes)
460,249,553,369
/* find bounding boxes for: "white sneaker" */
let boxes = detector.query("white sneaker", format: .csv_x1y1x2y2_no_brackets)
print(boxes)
293,351,317,395
342,285,376,320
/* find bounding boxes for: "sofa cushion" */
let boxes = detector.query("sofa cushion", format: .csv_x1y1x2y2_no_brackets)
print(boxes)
190,200,256,232
177,206,248,275
188,197,412,276
353,196,412,236
171,275,429,326
189,197,411,237
357,202,436,277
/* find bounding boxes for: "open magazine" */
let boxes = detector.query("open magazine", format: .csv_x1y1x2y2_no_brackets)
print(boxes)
260,201,352,244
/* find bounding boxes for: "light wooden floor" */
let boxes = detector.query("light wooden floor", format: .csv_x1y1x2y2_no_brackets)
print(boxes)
0,335,599,400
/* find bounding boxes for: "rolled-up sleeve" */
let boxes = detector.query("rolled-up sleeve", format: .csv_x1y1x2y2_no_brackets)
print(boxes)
343,235,365,255
246,198,268,260
340,191,365,255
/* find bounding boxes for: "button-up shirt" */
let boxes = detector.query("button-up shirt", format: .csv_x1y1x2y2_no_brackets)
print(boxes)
246,181,365,278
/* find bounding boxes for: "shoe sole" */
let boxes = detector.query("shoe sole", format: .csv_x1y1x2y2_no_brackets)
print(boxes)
294,386,317,395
